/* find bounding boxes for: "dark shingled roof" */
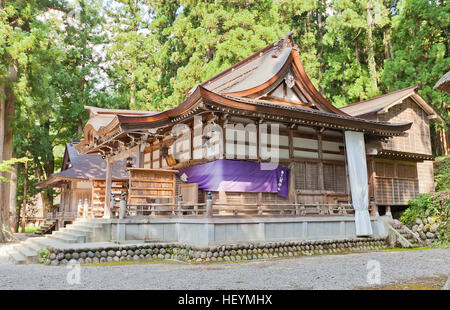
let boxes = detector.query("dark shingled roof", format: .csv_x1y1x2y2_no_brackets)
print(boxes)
434,70,450,93
340,86,419,116
340,85,444,124
37,142,134,188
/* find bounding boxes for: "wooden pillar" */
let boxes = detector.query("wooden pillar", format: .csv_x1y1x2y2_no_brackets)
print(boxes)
288,128,294,159
343,131,351,202
222,119,227,159
368,159,374,198
256,122,260,160
190,123,194,160
206,192,213,217
370,198,379,217
368,158,379,216
136,143,145,168
317,129,324,191
257,192,262,215
150,145,153,169
288,128,297,207
385,205,392,218
288,162,298,205
159,141,163,168
103,158,113,219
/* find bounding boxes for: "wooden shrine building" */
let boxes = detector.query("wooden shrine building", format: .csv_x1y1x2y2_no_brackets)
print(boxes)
69,32,442,244
37,141,134,228
341,86,443,216
37,104,152,228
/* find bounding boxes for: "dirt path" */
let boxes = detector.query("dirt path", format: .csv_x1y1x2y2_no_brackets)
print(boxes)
0,245,448,290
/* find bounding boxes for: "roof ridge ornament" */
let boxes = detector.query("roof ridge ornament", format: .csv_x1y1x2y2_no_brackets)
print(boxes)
285,72,295,88
272,41,282,58
272,31,296,58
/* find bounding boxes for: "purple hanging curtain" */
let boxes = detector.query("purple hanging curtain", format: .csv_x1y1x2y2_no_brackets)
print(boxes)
176,159,289,198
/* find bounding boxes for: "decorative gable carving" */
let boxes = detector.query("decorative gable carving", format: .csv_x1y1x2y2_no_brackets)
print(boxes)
265,80,308,105
285,72,295,88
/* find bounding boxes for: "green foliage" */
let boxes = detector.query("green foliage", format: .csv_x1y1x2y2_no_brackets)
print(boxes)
0,158,28,182
102,0,293,110
104,0,155,110
39,248,49,256
52,0,109,141
434,155,450,192
402,194,436,226
1,0,449,221
401,192,450,242
38,248,50,263
1,0,111,214
1,0,69,215
381,0,450,128
17,226,39,233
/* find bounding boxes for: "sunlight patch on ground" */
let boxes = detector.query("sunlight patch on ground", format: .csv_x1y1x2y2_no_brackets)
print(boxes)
358,275,448,290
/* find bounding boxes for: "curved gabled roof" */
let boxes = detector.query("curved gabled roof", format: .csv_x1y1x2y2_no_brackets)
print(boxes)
84,106,155,117
200,31,346,115
83,85,412,155
108,85,412,133
81,32,413,155
85,114,116,132
204,47,293,94
79,106,158,152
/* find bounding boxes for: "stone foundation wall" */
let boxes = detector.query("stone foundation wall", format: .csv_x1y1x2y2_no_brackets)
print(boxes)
108,217,388,246
42,237,388,266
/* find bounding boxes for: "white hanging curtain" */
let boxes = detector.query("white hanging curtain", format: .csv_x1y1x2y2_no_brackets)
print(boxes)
344,131,373,236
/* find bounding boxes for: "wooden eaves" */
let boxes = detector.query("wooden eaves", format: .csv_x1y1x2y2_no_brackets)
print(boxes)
85,85,412,156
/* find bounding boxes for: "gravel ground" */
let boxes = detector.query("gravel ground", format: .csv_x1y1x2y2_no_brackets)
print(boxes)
0,242,448,290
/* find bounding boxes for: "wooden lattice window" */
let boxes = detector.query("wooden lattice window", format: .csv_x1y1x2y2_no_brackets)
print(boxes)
294,162,319,190
294,162,306,189
375,162,395,177
375,162,385,176
128,168,177,205
179,183,198,204
335,165,347,193
384,163,395,177
397,164,417,179
323,163,347,193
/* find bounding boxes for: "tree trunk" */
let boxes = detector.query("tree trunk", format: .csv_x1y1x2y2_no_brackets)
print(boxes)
0,84,8,241
8,157,17,232
21,160,28,233
355,41,360,62
430,125,439,156
440,128,448,156
443,128,449,155
0,84,6,223
78,117,83,138
130,79,136,107
0,82,16,242
383,28,393,59
35,162,54,215
366,2,378,95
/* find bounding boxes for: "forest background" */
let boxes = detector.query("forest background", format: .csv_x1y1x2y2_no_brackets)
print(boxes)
0,0,448,238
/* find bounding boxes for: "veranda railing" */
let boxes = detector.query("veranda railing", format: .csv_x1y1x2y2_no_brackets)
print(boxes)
115,201,358,217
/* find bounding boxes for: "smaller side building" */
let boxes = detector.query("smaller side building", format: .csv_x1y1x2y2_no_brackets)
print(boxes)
341,85,444,216
37,106,150,229
37,141,133,229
